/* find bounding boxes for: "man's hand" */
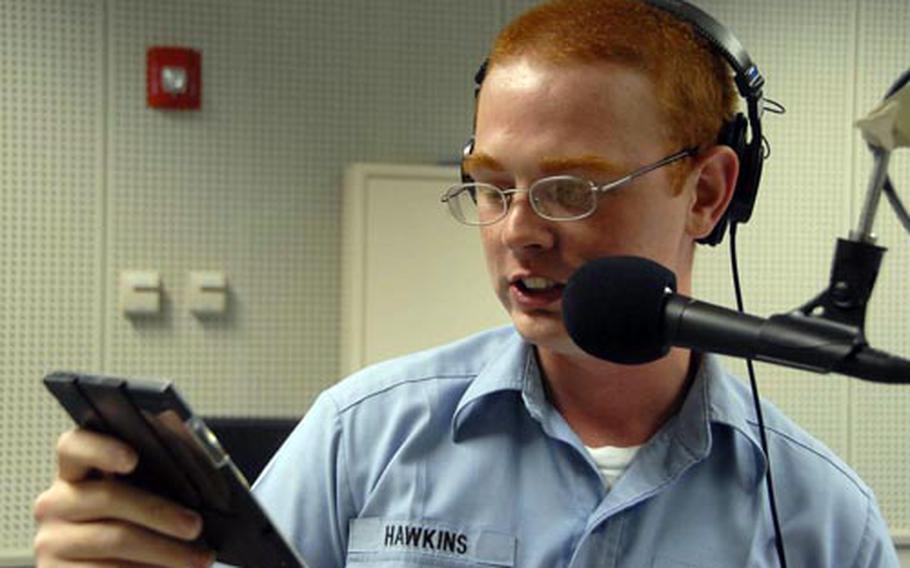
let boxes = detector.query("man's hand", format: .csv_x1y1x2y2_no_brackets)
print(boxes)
33,428,215,567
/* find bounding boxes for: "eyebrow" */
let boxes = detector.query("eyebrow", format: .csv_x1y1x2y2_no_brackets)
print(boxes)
462,152,625,178
538,155,624,176
461,152,504,174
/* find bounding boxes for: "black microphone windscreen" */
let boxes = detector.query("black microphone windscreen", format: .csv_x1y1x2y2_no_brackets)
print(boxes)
562,256,677,364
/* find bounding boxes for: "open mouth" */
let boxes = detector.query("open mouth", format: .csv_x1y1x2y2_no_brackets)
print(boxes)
512,277,565,304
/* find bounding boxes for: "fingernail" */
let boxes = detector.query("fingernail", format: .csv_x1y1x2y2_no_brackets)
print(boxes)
114,448,137,473
194,549,215,568
181,509,203,538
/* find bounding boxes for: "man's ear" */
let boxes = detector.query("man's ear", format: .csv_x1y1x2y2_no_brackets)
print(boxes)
685,145,739,239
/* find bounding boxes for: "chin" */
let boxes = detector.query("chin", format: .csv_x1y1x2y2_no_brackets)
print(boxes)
510,310,580,354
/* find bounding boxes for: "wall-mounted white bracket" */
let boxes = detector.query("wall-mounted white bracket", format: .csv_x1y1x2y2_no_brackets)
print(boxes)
189,271,228,316
119,270,162,316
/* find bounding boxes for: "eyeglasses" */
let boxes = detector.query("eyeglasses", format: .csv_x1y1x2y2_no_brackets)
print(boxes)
441,147,697,226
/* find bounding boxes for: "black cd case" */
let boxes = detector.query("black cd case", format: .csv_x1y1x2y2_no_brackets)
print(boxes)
43,371,307,568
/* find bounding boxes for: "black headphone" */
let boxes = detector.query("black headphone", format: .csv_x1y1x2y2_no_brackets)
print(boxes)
462,0,766,246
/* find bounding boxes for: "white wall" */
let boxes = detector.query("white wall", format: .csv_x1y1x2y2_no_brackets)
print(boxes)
0,0,500,555
1,0,908,563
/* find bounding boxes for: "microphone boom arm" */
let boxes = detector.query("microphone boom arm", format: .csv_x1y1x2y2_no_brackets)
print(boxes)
796,238,885,339
783,98,898,377
758,221,910,383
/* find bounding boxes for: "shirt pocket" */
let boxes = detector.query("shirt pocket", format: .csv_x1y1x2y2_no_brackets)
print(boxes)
346,517,516,567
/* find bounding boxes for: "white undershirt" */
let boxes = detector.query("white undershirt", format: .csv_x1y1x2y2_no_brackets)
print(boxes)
585,444,642,488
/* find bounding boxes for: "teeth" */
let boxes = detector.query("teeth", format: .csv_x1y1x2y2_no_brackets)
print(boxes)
521,277,556,290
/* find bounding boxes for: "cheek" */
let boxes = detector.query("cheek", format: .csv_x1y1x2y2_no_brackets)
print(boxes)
479,226,504,273
578,194,688,257
479,225,498,253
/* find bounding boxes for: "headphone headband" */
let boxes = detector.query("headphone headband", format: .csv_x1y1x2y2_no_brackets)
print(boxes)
642,0,766,244
644,0,764,99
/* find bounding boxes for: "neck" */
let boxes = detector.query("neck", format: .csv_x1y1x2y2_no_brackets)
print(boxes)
537,346,695,448
538,260,698,447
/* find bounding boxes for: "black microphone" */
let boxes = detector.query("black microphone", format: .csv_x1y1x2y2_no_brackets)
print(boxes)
562,256,910,384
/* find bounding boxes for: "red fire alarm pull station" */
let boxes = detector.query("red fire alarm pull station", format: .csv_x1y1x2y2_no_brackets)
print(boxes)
147,46,201,110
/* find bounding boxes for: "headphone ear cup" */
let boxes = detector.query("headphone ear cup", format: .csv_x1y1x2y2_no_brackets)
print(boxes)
718,113,748,156
730,121,763,227
697,113,749,246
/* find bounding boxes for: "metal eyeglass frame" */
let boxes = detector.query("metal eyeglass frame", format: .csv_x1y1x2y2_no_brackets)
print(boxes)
441,146,698,226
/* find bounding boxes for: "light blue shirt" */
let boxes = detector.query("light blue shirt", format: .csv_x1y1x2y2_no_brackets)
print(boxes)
251,326,898,567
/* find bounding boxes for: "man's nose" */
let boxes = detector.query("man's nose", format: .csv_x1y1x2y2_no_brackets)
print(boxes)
499,191,556,252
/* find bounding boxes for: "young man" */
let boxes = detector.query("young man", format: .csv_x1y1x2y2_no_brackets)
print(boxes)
34,1,899,566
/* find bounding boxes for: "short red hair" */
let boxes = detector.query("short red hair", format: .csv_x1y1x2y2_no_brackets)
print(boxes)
488,0,738,152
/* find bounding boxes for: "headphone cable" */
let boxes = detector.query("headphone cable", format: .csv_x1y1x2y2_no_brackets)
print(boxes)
729,222,788,568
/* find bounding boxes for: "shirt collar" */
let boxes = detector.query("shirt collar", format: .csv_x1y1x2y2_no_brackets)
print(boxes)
700,354,768,474
451,333,767,478
645,353,767,481
451,331,530,440
597,354,768,516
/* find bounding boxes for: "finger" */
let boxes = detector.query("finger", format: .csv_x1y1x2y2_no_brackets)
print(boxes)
56,428,138,482
34,520,214,568
34,478,203,541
